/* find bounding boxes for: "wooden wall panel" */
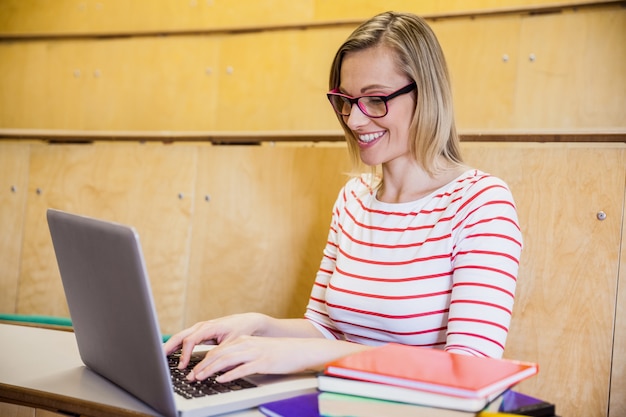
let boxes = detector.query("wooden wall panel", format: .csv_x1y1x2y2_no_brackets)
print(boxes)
0,0,316,35
0,37,220,130
0,28,347,131
0,0,611,35
0,142,31,313
462,143,626,417
437,6,626,130
0,44,48,130
215,28,349,131
2,140,624,416
314,0,615,21
433,15,522,129
183,144,351,325
610,202,626,417
16,142,197,334
1,5,624,132
515,7,626,129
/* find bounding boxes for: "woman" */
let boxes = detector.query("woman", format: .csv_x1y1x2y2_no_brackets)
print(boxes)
164,11,522,384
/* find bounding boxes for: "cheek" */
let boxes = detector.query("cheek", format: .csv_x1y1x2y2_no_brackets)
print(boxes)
388,100,415,128
388,113,413,142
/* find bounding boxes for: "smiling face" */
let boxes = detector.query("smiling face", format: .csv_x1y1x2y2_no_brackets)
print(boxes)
338,45,416,168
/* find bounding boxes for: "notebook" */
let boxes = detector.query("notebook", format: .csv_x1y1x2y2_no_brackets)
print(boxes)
47,209,317,417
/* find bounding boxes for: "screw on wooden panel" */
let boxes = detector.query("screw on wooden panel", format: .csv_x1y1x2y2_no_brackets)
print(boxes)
73,69,81,78
36,188,42,195
597,211,607,221
502,54,509,63
10,185,16,193
529,53,536,62
226,66,234,75
204,195,211,202
205,67,213,75
178,193,184,200
94,69,102,78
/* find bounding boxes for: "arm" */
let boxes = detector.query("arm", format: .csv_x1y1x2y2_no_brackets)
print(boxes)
446,176,523,358
164,313,373,383
188,335,373,383
163,313,324,365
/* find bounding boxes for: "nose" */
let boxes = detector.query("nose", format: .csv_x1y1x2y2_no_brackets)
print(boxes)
345,103,371,130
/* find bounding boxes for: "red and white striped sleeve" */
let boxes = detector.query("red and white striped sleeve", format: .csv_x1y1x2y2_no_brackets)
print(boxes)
446,174,522,358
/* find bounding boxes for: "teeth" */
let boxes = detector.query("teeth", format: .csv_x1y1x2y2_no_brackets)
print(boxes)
359,131,385,143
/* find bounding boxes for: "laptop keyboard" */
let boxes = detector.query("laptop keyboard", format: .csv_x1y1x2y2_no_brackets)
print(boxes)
168,351,258,399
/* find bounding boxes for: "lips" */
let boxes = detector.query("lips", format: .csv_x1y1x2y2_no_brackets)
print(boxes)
358,131,386,144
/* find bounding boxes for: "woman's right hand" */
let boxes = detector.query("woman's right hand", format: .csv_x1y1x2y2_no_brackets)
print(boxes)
163,312,269,369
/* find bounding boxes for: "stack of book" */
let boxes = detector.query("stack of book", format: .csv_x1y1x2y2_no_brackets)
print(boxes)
259,343,553,417
316,343,540,416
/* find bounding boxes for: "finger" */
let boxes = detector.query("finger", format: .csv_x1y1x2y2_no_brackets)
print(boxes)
163,339,179,355
163,331,190,355
215,361,259,383
163,330,188,355
189,345,255,381
177,340,195,369
175,323,214,368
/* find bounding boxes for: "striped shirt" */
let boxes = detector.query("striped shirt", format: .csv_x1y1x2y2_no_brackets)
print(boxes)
304,170,522,358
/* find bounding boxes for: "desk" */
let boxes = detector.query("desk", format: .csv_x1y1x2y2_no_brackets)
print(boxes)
0,324,264,417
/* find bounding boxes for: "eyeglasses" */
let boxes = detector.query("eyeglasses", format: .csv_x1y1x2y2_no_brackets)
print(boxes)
326,81,416,118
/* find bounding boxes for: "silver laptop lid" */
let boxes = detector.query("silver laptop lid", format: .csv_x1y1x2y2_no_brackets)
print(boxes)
47,209,177,417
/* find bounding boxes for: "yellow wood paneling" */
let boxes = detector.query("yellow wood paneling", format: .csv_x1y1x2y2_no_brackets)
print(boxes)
314,0,615,20
0,43,48,130
0,142,31,313
515,7,626,129
463,142,626,417
183,144,351,324
433,15,522,129
0,0,611,35
16,142,197,334
0,0,316,35
0,29,346,131
215,28,349,131
1,140,625,416
0,5,624,132
0,37,220,130
610,192,626,417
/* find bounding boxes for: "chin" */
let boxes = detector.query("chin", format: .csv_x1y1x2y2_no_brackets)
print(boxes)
358,154,383,167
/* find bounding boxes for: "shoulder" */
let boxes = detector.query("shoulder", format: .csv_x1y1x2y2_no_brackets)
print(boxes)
452,170,522,243
456,169,515,202
339,173,378,200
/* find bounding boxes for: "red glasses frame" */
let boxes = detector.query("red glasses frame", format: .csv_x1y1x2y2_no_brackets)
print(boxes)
326,81,417,118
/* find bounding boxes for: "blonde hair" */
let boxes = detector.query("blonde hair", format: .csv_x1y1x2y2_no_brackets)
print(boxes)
329,11,463,177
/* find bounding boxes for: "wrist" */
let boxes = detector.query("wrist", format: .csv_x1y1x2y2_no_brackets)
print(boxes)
249,312,272,336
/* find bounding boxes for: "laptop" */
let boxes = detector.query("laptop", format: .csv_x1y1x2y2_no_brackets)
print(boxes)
47,208,317,417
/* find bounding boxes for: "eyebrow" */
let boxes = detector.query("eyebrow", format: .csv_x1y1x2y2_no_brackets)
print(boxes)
338,84,397,96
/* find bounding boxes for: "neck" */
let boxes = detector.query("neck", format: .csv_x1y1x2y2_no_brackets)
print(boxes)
377,160,467,203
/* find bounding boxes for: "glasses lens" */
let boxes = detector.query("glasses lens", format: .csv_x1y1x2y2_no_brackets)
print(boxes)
358,97,387,118
327,93,390,118
328,95,351,116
